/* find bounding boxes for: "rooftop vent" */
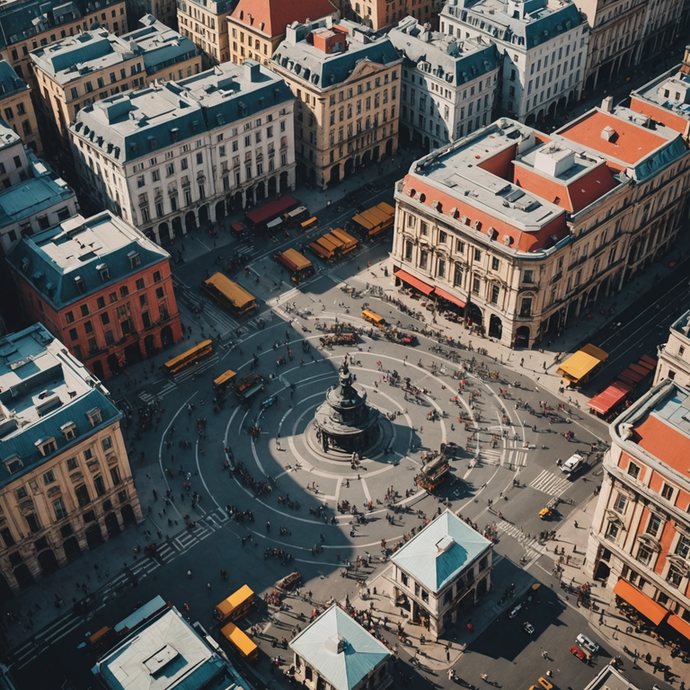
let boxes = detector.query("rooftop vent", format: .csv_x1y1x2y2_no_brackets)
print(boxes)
601,126,617,143
324,634,348,655
436,535,456,554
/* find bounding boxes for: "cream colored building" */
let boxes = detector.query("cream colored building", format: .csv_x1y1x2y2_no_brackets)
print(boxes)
0,0,127,87
0,323,142,599
347,0,440,30
0,59,41,155
228,0,338,67
391,100,690,348
31,16,201,140
176,0,235,66
269,18,401,189
654,311,690,387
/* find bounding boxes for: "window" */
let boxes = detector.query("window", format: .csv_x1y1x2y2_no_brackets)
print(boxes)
667,563,683,588
94,475,106,496
66,311,74,323
491,257,500,271
1,528,15,548
613,493,627,514
605,521,619,541
456,239,465,254
437,259,446,279
80,304,89,317
16,486,27,499
110,466,121,485
53,497,67,521
523,270,534,283
661,484,674,501
43,469,56,485
156,286,165,300
26,514,41,534
69,328,78,342
400,572,408,586
439,230,447,244
474,248,481,262
637,544,654,566
646,514,661,537
520,297,532,317
136,278,145,290
100,312,110,326
120,285,129,298
628,462,640,479
675,534,690,560
102,436,113,451
75,484,91,508
96,296,105,309
67,457,78,471
472,275,480,294
490,285,500,304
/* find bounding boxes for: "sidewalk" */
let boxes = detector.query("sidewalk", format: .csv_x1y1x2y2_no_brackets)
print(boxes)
554,499,688,684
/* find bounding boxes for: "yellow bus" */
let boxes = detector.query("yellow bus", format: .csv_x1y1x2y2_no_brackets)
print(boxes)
300,216,318,231
162,340,213,375
202,273,256,316
214,585,255,623
220,622,258,660
362,310,385,328
275,248,315,284
213,369,237,389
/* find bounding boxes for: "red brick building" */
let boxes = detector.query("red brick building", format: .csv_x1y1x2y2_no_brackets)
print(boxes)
6,211,183,379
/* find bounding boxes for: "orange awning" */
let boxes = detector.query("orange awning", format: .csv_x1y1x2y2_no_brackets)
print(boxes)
395,269,433,296
668,614,690,641
613,579,668,625
434,287,466,309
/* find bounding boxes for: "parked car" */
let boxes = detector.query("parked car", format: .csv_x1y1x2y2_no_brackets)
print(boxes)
569,645,587,661
559,453,586,475
508,603,523,619
522,621,535,635
576,633,600,655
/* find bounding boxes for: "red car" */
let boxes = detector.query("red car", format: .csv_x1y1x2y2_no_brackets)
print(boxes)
569,645,587,661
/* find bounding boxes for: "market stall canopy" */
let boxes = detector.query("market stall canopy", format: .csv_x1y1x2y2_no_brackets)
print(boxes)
587,381,632,416
557,343,609,384
613,579,668,625
394,269,433,295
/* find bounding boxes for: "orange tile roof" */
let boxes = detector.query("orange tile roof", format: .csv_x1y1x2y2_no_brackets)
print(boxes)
559,110,668,166
634,414,690,475
629,96,690,135
230,0,337,37
400,177,568,252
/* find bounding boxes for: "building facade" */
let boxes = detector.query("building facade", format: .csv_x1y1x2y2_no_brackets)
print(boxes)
0,59,42,154
270,18,401,189
572,0,647,92
31,16,201,140
125,0,178,30
391,103,690,348
586,379,690,644
176,0,236,66
6,211,184,379
70,60,295,244
227,0,338,67
389,510,493,639
0,0,127,86
389,16,499,150
346,0,440,30
654,310,690,387
0,323,142,600
440,0,589,125
639,0,683,60
290,605,392,690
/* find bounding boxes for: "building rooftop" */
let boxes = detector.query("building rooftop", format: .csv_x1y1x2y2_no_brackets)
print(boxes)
615,380,690,481
271,17,401,90
391,509,492,594
70,60,292,162
0,0,123,50
6,210,169,309
30,16,196,85
442,0,585,49
230,0,337,38
582,665,642,690
0,116,22,150
669,309,690,338
0,323,119,489
0,167,75,226
92,607,231,690
290,605,390,690
388,16,499,88
0,58,29,99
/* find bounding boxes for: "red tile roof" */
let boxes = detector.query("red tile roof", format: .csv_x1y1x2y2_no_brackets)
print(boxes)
230,0,337,37
400,177,567,252
559,110,668,166
629,96,690,135
634,414,690,475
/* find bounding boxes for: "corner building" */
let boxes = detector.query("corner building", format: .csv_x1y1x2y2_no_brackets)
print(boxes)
391,101,690,347
6,211,184,379
269,18,401,189
586,379,690,645
0,323,142,600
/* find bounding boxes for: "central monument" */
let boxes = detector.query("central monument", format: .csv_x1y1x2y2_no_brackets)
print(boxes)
311,359,380,456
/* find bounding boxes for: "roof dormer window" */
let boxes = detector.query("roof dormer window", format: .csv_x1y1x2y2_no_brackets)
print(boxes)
96,262,109,282
128,251,140,269
4,454,23,474
61,421,77,441
35,437,57,457
87,408,102,427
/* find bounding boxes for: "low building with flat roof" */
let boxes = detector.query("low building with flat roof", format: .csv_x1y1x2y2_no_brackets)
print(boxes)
92,605,252,690
289,604,392,690
582,665,641,690
0,323,142,597
389,509,493,639
587,378,690,647
6,210,183,379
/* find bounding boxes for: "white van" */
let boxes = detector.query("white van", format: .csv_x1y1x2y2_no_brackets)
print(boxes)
560,453,586,474
576,633,599,654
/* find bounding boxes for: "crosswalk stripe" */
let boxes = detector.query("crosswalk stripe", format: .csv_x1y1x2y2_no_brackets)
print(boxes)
529,469,571,496
173,353,220,383
496,522,543,559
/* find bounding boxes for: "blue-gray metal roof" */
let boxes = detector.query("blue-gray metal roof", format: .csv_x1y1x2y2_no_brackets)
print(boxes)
0,174,75,226
290,606,390,690
0,323,120,490
391,509,493,594
0,59,28,98
6,210,170,309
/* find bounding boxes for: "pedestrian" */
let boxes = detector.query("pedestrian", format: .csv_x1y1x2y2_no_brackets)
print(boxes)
574,520,578,528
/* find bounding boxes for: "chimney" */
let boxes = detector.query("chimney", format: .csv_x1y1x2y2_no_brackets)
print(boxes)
244,60,260,82
601,96,613,113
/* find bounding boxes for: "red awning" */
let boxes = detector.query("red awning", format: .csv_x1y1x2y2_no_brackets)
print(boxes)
613,579,669,625
640,354,658,368
587,381,632,415
245,195,299,226
619,367,644,383
629,363,650,377
668,614,690,641
434,287,466,309
395,269,433,296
